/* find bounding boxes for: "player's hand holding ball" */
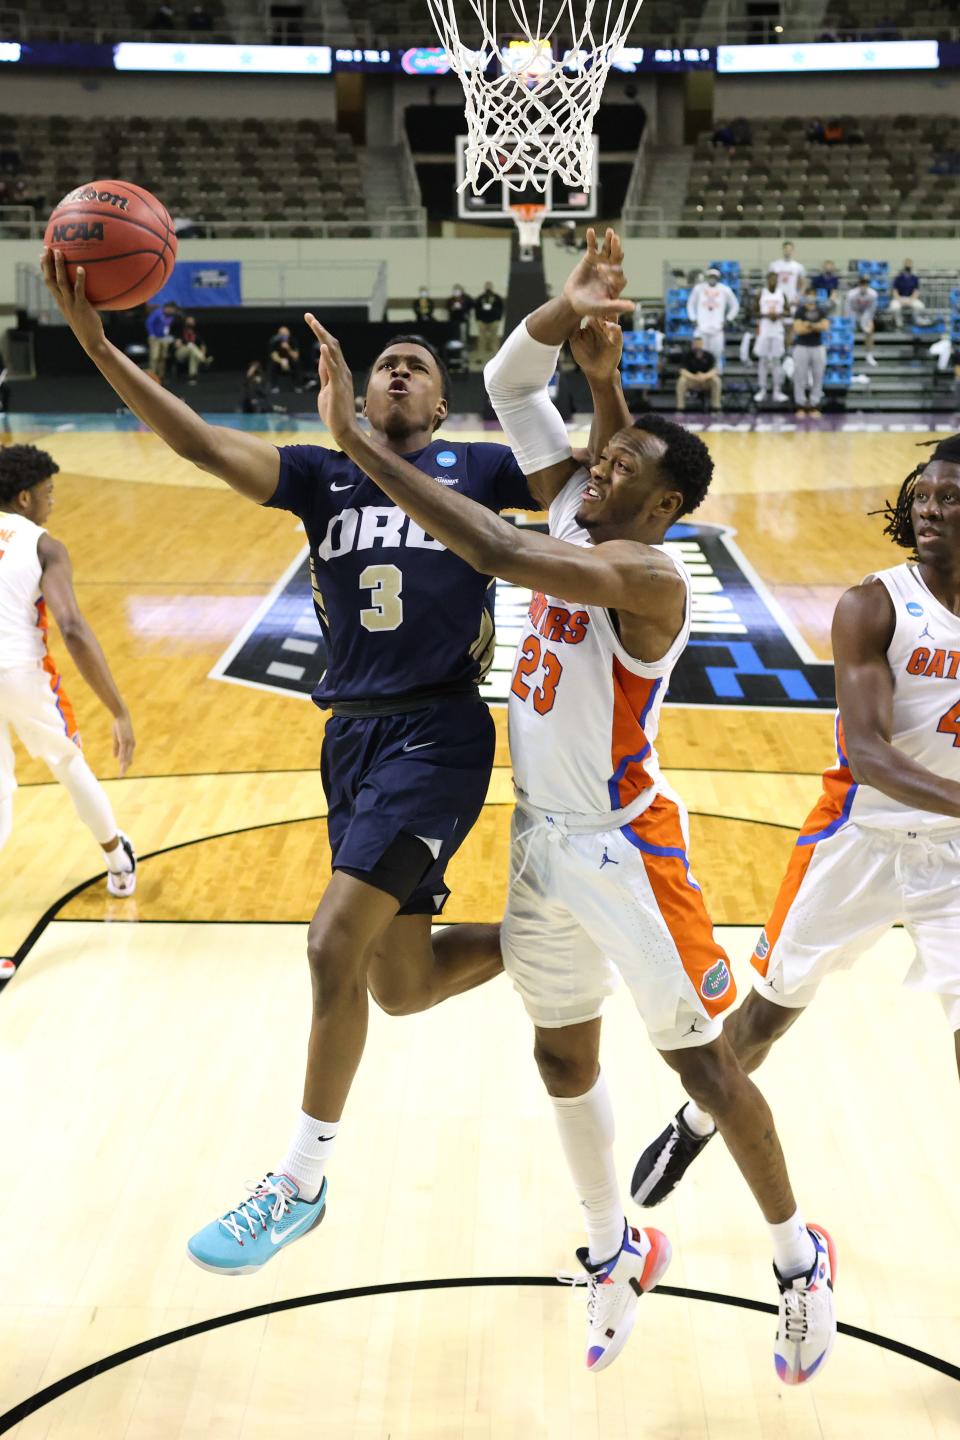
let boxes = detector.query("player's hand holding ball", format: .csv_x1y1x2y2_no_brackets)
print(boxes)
40,249,107,356
306,313,358,444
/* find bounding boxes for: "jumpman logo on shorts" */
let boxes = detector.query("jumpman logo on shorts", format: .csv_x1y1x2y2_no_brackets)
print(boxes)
599,848,619,870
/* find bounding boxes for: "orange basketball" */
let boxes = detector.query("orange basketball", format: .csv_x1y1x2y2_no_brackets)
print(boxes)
43,180,177,311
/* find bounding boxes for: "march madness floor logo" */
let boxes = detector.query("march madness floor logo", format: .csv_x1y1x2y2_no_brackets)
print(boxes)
210,520,835,711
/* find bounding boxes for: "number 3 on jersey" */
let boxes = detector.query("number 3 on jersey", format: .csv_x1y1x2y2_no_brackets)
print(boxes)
360,564,403,631
511,634,563,715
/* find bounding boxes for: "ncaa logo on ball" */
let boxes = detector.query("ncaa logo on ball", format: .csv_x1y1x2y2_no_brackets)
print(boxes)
436,450,458,467
700,959,731,1001
754,929,770,960
906,602,924,617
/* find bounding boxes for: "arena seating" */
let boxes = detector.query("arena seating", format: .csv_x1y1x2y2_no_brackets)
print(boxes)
681,114,960,235
817,0,954,41
0,114,369,236
620,329,660,393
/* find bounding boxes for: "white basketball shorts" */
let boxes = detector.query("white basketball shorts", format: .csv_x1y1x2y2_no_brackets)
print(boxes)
752,818,960,1030
501,788,737,1050
0,662,82,797
755,334,785,359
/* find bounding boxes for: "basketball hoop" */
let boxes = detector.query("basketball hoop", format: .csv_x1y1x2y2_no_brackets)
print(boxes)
510,202,546,256
425,0,645,195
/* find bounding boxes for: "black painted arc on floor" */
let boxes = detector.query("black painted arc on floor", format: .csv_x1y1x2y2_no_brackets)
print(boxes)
0,1274,957,1431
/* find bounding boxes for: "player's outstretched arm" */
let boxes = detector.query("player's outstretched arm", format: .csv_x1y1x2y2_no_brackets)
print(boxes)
40,250,279,504
832,581,960,818
38,535,135,775
484,227,633,508
310,316,671,614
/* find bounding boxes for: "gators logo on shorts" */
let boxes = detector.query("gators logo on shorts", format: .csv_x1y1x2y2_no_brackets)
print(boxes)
754,929,770,960
700,959,731,1001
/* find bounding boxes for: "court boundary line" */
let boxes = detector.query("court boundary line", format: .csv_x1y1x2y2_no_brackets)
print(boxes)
0,1273,956,1430
0,808,800,977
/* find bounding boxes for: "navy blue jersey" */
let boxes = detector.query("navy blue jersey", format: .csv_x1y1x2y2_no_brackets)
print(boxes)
266,438,535,708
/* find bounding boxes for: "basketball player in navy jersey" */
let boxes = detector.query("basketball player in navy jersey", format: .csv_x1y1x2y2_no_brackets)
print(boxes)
41,241,633,1274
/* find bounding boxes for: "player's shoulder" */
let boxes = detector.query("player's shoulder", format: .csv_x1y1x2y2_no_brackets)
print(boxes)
834,573,897,641
278,442,360,480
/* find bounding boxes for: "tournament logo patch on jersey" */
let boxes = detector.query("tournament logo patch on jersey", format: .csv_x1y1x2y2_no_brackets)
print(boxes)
701,958,732,1001
436,450,458,468
210,519,837,711
906,601,924,617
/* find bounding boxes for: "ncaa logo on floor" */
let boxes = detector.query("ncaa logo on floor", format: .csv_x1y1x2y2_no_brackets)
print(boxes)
210,520,836,712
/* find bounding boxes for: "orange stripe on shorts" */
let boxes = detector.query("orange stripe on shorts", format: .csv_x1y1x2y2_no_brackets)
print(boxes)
622,792,736,1018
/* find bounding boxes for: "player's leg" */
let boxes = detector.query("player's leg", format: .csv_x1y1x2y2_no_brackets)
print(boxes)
0,718,14,851
501,811,671,1373
900,833,960,1090
11,668,135,893
566,795,835,1384
633,818,898,1208
187,868,410,1277
366,915,502,1016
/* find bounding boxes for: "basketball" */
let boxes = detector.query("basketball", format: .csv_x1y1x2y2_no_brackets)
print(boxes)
43,180,177,311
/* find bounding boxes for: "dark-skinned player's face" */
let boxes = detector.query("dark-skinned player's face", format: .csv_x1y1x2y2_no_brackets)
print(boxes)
576,429,684,542
363,344,448,441
912,461,960,566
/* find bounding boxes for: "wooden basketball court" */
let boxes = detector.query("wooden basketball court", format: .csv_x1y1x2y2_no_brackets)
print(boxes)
1,421,958,1438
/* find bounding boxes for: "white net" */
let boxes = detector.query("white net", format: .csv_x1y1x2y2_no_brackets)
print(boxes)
426,0,645,194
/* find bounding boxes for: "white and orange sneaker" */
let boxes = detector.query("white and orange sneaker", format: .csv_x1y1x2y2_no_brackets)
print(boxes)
576,1222,672,1373
774,1223,837,1385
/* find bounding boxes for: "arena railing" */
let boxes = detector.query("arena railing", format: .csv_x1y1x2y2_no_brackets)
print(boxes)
2,207,427,242
15,255,390,322
2,15,959,47
622,212,960,240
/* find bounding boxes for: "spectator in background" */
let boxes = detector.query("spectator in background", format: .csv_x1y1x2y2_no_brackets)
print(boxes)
791,287,830,415
473,280,504,366
845,275,878,365
806,118,826,145
675,334,721,412
174,315,213,383
150,3,175,27
412,287,435,324
755,271,789,403
446,284,473,344
267,324,301,391
146,301,177,381
823,117,845,145
729,117,752,147
686,267,739,370
242,361,269,414
810,258,841,312
769,240,805,308
711,121,736,150
187,3,213,28
889,259,924,329
0,143,20,175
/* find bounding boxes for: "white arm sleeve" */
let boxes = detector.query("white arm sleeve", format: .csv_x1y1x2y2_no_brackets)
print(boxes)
483,319,572,477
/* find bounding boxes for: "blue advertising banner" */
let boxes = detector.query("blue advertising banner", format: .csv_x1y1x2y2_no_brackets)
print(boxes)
152,261,242,308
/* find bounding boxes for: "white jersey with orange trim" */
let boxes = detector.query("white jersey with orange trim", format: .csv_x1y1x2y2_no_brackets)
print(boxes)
0,510,47,669
507,471,691,822
827,564,960,839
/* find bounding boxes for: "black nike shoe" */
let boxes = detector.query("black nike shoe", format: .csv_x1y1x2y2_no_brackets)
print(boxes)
630,1106,716,1207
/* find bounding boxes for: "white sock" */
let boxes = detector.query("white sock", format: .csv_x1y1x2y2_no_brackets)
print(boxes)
278,1110,338,1202
49,753,120,853
682,1099,717,1137
550,1072,624,1266
769,1208,816,1280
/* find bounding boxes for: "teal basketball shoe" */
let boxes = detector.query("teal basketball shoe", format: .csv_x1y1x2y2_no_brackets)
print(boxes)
187,1173,327,1275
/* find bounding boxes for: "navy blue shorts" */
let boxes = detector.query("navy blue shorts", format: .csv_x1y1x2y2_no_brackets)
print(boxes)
320,697,496,915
